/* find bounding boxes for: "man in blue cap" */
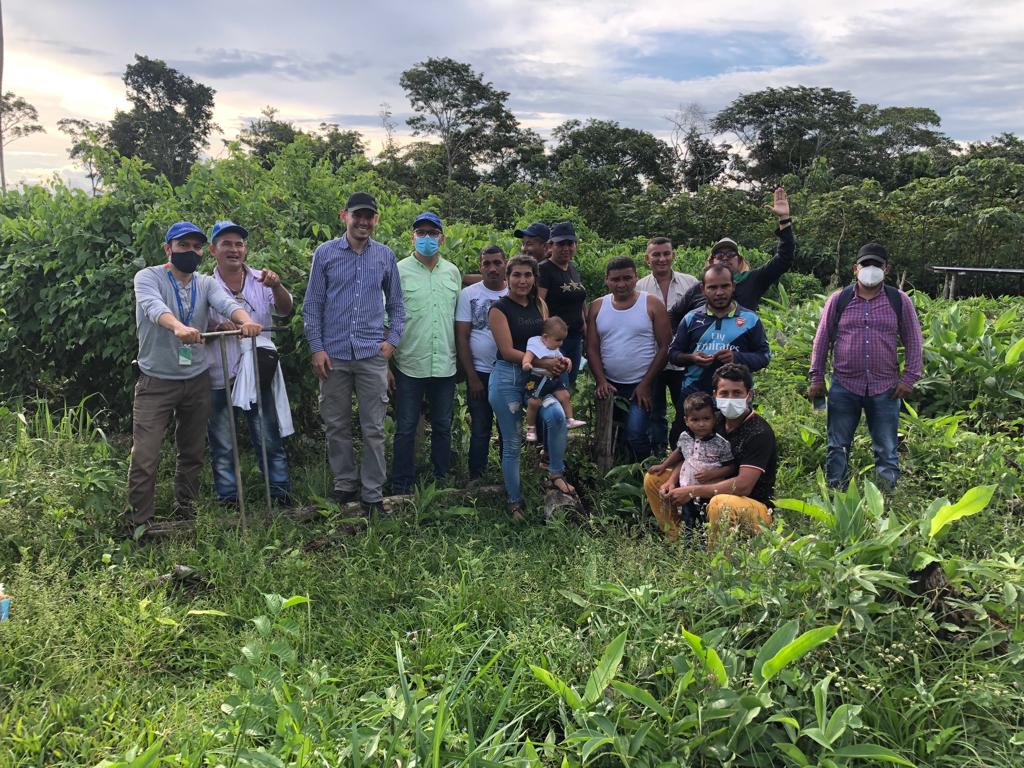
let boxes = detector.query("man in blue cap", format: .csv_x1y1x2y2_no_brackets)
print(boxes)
126,221,262,535
514,222,550,262
391,211,462,495
207,220,294,506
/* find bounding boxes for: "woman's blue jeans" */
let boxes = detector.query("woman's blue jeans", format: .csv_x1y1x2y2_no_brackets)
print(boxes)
488,360,567,502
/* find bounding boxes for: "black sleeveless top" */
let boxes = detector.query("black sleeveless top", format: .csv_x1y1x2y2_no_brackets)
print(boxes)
491,296,543,361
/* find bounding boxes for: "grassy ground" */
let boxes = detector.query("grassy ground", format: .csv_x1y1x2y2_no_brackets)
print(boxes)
1,298,1023,767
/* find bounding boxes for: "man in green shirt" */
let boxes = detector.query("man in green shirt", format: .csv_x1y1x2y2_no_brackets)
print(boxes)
391,212,462,494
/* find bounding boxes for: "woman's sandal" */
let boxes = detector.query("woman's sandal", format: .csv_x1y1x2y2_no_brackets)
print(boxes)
508,501,526,522
548,474,575,495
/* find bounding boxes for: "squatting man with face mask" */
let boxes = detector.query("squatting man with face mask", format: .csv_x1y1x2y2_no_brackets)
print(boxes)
808,243,924,490
126,221,262,536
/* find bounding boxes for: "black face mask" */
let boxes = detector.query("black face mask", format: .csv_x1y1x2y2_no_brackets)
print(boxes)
171,250,202,274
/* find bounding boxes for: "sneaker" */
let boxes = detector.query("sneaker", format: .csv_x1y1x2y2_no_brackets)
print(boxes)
567,418,587,429
362,500,385,518
330,488,359,504
525,426,538,442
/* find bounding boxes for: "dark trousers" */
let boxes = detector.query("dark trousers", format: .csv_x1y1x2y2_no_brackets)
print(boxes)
466,371,501,478
127,371,212,525
392,370,457,493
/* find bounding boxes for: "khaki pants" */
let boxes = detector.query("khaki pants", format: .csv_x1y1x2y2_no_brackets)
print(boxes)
643,469,772,548
319,356,390,503
127,371,212,525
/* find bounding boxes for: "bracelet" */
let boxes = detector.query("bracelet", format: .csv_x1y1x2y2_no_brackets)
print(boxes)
778,217,792,225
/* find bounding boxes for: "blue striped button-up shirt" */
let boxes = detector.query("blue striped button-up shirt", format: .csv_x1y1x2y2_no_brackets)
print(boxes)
303,235,405,360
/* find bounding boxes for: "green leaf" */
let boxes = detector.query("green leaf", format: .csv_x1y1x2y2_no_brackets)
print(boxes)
831,744,916,765
1005,336,1024,365
772,742,811,766
583,630,627,706
929,485,996,539
774,498,834,526
760,623,840,685
965,310,986,340
610,680,670,720
681,627,728,687
186,609,231,617
280,595,311,610
753,620,800,686
529,665,582,709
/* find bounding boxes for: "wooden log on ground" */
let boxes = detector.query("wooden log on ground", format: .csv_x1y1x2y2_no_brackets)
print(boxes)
592,395,616,473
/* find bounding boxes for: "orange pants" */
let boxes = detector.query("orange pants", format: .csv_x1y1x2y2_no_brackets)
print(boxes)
643,469,772,548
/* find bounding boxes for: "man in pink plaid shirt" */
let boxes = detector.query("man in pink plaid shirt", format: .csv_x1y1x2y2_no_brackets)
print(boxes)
808,243,924,489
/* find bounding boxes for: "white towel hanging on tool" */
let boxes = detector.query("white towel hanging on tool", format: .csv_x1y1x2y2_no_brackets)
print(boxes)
232,336,295,437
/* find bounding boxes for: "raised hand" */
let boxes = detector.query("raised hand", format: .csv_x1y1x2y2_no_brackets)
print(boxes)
768,186,790,219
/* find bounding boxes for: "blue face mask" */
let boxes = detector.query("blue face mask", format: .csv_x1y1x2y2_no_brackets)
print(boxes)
415,235,440,257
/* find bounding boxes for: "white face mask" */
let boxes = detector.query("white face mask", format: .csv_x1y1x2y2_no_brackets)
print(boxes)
857,265,885,287
716,397,748,419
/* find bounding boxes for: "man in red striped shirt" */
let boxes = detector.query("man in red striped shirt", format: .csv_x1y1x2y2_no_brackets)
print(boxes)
808,243,924,489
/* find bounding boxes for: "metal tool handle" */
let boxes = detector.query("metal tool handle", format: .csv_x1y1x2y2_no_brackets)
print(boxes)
200,326,292,339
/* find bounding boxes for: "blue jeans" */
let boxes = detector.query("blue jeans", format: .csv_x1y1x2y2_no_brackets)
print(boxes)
609,380,654,461
561,330,584,388
208,387,290,501
466,371,501,478
488,360,568,503
650,369,684,453
826,380,902,489
392,370,456,493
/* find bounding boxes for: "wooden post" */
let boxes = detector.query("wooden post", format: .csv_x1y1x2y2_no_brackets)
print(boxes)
593,395,615,473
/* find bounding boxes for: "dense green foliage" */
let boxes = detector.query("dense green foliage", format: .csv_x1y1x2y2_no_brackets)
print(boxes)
1,291,1022,766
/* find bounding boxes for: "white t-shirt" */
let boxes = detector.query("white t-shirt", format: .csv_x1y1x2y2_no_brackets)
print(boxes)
525,335,564,378
455,282,508,373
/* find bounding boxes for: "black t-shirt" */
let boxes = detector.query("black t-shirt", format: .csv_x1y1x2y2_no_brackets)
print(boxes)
718,411,778,507
491,296,544,361
538,260,587,333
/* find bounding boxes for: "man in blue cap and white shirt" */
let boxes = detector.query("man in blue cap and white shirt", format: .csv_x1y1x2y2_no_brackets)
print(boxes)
391,211,462,494
127,221,262,534
207,220,294,506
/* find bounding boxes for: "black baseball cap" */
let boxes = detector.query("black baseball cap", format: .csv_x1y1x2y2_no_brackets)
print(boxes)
345,192,378,213
514,222,550,240
856,243,889,265
548,221,578,243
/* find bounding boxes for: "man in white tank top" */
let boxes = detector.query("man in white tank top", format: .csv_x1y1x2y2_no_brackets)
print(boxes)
586,256,672,460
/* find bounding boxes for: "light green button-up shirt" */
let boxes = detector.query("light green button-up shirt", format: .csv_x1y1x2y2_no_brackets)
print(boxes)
394,254,461,378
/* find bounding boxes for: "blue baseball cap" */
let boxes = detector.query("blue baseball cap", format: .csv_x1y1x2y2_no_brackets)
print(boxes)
413,211,444,232
549,221,578,243
210,220,249,242
513,222,550,241
164,221,207,244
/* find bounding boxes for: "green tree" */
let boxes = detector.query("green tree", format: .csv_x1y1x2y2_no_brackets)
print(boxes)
106,54,216,186
549,118,676,195
310,122,365,170
399,57,521,188
57,118,106,194
236,106,299,168
0,92,46,191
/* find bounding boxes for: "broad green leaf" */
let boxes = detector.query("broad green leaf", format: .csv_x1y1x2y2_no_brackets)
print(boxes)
610,680,670,720
929,485,996,539
530,665,582,709
186,609,231,617
760,623,841,684
772,742,811,766
281,595,311,610
773,498,834,526
831,743,916,765
1005,336,1024,365
965,310,986,340
583,630,627,706
681,627,728,687
753,619,800,686
994,308,1018,332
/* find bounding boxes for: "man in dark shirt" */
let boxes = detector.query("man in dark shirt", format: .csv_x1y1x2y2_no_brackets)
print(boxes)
538,222,587,387
643,363,777,547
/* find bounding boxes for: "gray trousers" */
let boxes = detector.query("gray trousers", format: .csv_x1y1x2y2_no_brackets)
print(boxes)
319,355,390,502
127,371,212,525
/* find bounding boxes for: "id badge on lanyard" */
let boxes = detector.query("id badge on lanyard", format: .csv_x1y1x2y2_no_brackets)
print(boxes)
168,270,197,365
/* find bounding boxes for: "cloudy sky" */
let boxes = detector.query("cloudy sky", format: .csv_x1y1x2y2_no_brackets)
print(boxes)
5,0,1024,187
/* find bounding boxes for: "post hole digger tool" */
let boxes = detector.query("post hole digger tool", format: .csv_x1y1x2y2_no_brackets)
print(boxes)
200,326,290,530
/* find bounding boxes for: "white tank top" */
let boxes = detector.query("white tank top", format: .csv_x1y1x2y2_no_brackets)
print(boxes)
595,291,656,384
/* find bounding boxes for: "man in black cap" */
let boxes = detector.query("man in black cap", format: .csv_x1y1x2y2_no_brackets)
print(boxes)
303,192,405,514
808,243,923,489
538,221,587,387
127,221,262,535
514,222,550,262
